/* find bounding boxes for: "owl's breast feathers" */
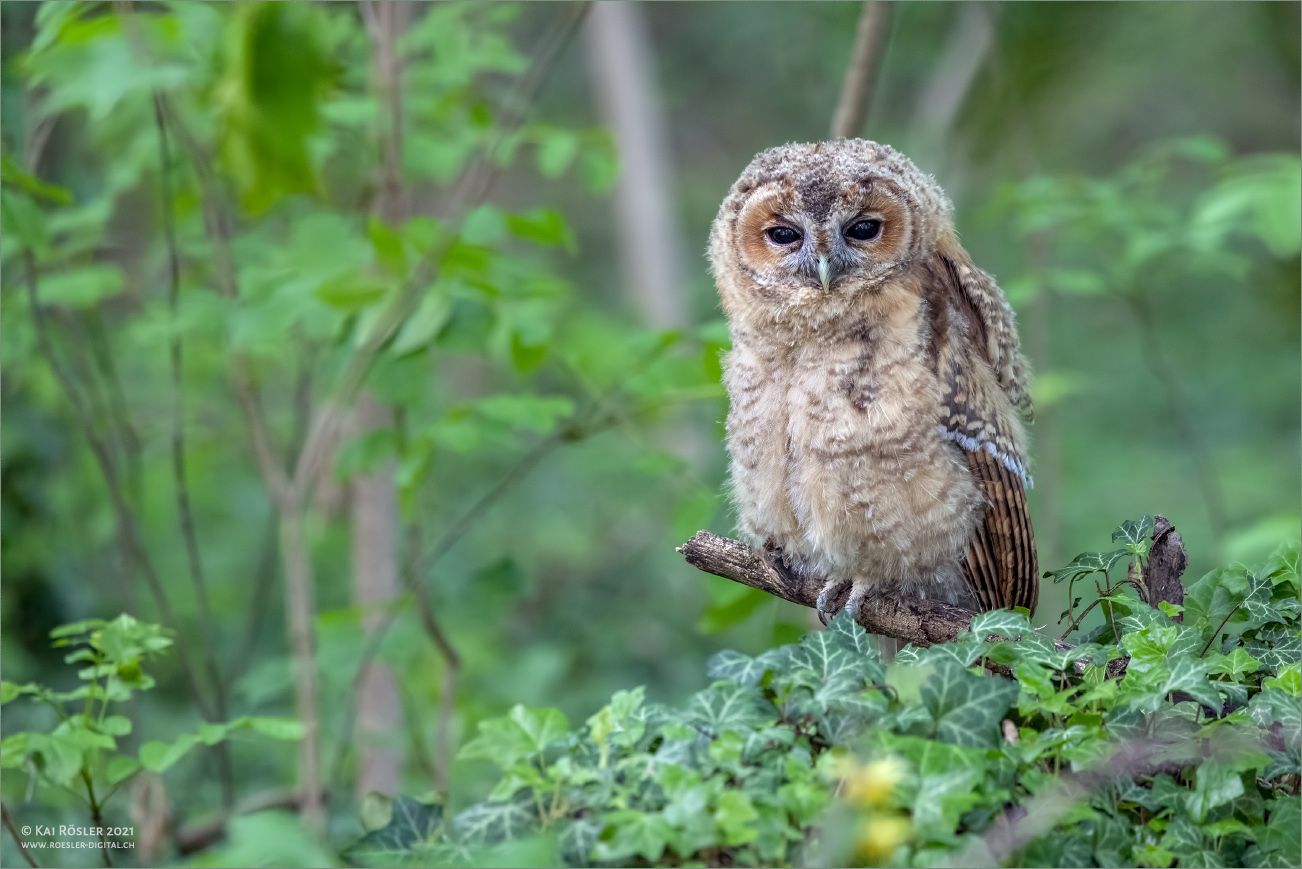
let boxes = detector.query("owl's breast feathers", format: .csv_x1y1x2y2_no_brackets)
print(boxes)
920,239,1039,613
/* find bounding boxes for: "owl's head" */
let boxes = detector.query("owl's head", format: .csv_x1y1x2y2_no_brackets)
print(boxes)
709,139,953,331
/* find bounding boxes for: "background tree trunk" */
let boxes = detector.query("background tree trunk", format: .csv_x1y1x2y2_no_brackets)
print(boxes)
352,0,409,802
584,1,687,331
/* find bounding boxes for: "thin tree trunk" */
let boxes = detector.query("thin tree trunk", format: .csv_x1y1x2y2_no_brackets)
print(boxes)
350,396,403,801
279,509,323,831
830,1,893,140
349,0,410,803
583,1,687,330
908,2,994,173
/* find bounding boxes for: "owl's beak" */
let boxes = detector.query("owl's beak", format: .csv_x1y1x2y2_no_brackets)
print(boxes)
817,254,832,292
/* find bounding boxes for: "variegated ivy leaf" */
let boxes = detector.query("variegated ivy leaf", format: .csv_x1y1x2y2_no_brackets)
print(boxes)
705,649,782,687
453,793,538,845
1244,625,1301,674
345,797,444,863
684,682,778,736
780,627,884,687
1044,548,1130,583
823,608,878,658
969,609,1035,640
1112,515,1156,551
920,659,1020,748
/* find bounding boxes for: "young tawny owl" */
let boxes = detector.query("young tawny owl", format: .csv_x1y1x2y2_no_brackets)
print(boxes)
708,139,1038,622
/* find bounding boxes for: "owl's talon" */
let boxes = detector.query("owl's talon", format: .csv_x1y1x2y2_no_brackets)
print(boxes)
816,578,852,625
844,584,869,621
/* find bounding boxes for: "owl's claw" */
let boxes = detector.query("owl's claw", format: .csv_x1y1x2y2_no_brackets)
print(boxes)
816,578,853,626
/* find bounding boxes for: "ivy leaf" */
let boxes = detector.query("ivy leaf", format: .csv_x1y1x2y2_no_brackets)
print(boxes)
594,810,673,863
823,608,879,658
785,630,879,685
969,609,1035,640
344,797,443,863
458,705,569,769
920,659,1020,748
706,650,772,687
453,794,537,846
1244,625,1301,674
1044,549,1129,583
1113,515,1156,547
684,682,777,735
558,816,604,866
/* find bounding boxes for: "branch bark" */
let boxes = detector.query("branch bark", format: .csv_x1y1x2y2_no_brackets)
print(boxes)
678,519,1187,660
829,1,893,140
678,531,977,647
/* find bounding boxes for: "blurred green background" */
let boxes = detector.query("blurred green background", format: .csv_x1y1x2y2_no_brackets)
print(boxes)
1,1,1297,865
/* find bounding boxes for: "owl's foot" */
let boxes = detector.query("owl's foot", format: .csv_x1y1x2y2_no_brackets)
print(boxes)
817,578,873,626
816,577,853,626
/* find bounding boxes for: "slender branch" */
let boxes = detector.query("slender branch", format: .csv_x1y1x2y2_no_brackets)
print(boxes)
829,0,894,139
2,803,38,869
407,523,460,796
150,92,320,828
151,91,234,811
22,252,214,722
83,311,144,513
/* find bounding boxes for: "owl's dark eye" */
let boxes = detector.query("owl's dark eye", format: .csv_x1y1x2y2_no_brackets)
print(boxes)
766,226,801,245
846,219,882,241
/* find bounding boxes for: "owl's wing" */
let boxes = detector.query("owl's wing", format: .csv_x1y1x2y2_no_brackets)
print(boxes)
925,242,1039,613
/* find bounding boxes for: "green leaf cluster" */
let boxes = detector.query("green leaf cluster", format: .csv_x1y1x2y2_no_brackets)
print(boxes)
1,615,303,830
349,529,1300,867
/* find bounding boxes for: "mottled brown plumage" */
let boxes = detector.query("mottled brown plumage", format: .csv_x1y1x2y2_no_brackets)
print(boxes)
708,139,1037,622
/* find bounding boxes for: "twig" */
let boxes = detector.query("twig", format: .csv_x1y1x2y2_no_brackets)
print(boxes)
1200,603,1242,659
829,1,893,139
83,312,144,513
151,91,234,811
408,523,461,796
2,802,38,868
22,251,215,723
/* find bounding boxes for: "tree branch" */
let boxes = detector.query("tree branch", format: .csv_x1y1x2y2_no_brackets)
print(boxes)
2,802,38,869
23,252,215,723
830,0,893,140
151,90,234,811
678,525,1181,671
678,531,979,647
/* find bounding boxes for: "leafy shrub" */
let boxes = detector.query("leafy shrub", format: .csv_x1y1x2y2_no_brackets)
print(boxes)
0,615,304,861
347,521,1300,868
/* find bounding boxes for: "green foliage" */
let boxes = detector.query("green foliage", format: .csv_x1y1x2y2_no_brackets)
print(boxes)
1,615,301,842
350,531,1301,867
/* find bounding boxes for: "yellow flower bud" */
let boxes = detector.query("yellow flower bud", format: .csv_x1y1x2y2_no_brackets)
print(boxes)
841,756,906,807
854,814,912,861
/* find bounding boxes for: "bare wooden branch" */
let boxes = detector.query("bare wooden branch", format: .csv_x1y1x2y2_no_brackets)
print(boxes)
679,523,1183,678
830,0,894,140
678,530,978,647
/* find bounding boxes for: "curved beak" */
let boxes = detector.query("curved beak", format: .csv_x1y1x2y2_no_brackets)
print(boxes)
817,254,832,292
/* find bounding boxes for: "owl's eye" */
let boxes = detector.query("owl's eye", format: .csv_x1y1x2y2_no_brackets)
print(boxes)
846,219,883,241
766,226,801,245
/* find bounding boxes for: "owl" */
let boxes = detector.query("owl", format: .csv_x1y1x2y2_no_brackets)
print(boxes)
708,139,1038,622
